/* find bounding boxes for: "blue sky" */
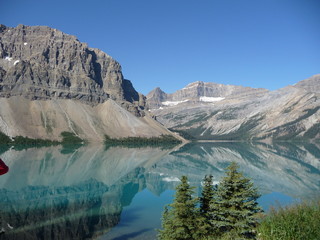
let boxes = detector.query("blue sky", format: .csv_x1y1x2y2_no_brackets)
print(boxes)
1,0,320,94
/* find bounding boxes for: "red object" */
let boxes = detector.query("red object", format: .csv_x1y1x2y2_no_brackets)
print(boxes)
0,158,9,175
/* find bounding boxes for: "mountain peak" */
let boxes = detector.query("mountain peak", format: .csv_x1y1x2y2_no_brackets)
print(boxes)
0,24,175,141
147,81,268,109
293,74,320,93
148,74,320,141
0,24,144,113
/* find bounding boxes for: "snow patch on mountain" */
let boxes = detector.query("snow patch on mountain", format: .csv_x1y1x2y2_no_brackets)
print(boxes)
162,99,189,106
199,96,225,102
5,56,13,61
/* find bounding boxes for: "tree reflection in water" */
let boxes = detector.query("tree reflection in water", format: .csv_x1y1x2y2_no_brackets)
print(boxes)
0,142,318,239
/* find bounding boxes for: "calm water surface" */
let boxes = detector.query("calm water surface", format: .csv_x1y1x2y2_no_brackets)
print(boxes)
0,142,319,239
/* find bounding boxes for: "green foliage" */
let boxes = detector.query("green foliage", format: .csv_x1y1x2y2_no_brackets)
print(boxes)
210,162,262,239
159,164,319,240
60,131,83,144
104,134,181,148
258,200,320,240
158,176,200,240
168,128,197,141
59,132,84,154
11,136,60,150
0,131,83,151
60,143,83,154
199,175,218,237
158,163,262,240
0,131,12,144
12,136,59,145
0,131,60,150
200,175,215,214
0,145,10,156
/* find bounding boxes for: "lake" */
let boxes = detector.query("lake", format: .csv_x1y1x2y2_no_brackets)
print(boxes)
0,142,319,239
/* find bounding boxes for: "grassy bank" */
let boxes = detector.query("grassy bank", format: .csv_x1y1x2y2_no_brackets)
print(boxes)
104,134,182,148
0,131,83,150
258,200,320,240
0,131,181,150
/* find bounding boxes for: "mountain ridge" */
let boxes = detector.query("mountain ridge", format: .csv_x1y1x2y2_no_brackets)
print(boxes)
147,74,320,141
147,80,269,109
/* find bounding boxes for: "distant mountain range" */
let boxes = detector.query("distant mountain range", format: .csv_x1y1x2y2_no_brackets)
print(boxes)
147,75,320,141
0,24,319,142
0,24,173,142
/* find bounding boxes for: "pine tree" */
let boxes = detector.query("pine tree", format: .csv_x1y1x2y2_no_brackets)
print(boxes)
210,162,262,239
199,175,217,237
158,176,199,240
200,175,215,214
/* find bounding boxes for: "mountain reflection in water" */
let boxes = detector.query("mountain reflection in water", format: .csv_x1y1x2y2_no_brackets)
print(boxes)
0,142,319,239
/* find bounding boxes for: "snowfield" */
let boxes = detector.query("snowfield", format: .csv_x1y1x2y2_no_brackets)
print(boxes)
199,96,225,102
162,99,189,106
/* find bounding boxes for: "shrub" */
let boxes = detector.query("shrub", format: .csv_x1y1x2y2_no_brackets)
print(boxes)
258,200,320,240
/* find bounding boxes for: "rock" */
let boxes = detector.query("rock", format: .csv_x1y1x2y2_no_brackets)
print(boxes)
147,81,268,109
0,24,144,111
146,87,167,109
293,74,320,93
147,76,320,141
0,24,175,141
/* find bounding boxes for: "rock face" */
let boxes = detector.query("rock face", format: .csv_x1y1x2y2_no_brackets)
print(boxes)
147,81,268,109
294,74,320,93
0,24,172,141
147,75,320,141
0,24,142,107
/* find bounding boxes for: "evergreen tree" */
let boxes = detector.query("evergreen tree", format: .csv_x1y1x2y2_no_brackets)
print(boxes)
199,175,217,236
200,175,215,214
210,162,262,239
158,163,263,240
158,176,199,240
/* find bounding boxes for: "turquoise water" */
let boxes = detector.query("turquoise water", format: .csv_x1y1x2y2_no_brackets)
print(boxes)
0,142,319,239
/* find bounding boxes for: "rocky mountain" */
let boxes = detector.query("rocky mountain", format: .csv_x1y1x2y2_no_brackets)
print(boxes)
147,75,320,141
147,81,268,109
0,24,174,142
294,74,320,93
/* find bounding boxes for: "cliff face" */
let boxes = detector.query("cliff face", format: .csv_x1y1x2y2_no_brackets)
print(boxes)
146,87,167,109
147,76,320,141
0,24,172,141
0,24,142,107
